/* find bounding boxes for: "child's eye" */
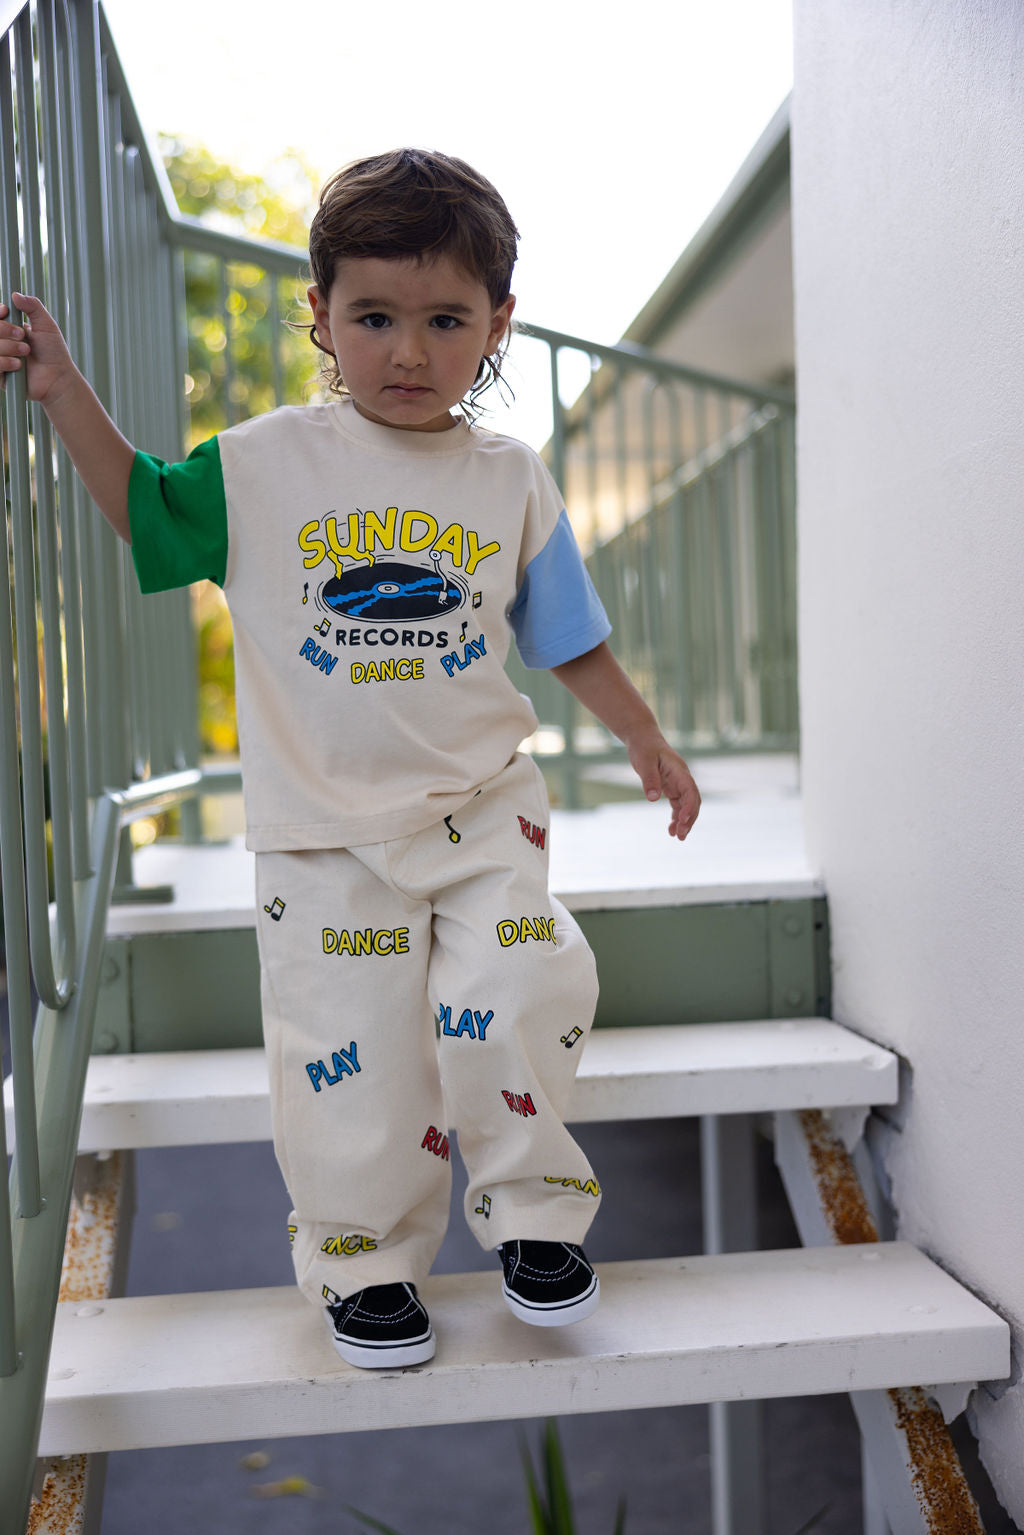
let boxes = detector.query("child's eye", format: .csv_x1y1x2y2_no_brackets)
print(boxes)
360,313,390,329
431,314,462,331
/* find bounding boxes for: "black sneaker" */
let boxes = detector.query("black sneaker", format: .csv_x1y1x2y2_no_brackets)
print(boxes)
498,1240,600,1326
324,1282,435,1368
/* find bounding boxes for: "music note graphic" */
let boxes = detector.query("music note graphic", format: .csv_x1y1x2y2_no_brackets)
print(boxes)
474,1195,491,1219
560,1026,583,1048
472,592,482,609
263,896,286,921
315,615,331,636
302,583,309,604
459,621,467,642
443,816,461,844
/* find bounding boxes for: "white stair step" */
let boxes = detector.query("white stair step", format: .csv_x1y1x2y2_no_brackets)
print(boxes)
40,1243,1009,1456
6,1020,898,1153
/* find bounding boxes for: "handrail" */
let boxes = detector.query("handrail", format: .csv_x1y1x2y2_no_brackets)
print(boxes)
520,319,796,411
0,5,205,1527
1,789,123,1528
513,334,797,797
4,12,76,1015
93,2,181,232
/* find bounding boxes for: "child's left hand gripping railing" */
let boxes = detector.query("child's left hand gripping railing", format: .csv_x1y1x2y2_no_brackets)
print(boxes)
0,3,203,1529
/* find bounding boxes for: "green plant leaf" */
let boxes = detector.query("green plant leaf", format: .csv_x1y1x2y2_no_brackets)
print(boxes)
519,1428,551,1533
612,1496,628,1535
343,1504,407,1535
542,1419,576,1534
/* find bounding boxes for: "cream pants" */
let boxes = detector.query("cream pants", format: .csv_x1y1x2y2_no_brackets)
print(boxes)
255,753,601,1309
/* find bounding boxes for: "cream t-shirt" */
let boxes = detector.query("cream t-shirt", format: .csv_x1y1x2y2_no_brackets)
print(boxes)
129,399,610,850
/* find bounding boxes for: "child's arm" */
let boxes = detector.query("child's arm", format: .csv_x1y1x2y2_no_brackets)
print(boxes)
0,293,135,542
551,641,701,840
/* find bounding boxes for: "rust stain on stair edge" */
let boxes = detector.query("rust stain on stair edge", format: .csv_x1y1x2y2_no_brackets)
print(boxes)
888,1387,985,1534
795,1113,983,1532
797,1109,879,1245
58,1150,125,1304
27,1153,126,1532
26,1457,89,1535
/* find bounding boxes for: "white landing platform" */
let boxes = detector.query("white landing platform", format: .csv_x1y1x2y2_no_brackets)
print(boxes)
109,774,820,936
40,1244,1010,1456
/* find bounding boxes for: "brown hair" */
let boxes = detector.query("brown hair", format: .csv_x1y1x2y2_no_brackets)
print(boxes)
307,148,519,414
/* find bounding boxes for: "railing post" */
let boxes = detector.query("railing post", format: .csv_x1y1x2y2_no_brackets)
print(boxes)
0,18,31,1350
75,0,132,798
1,18,45,1228
0,793,123,1535
701,1114,766,1535
548,342,580,809
49,0,93,879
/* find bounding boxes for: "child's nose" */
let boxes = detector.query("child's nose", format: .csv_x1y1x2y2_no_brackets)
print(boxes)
391,327,428,368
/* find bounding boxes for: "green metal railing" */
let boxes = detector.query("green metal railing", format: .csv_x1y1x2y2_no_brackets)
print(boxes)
0,3,203,1525
508,325,796,802
1,0,797,1523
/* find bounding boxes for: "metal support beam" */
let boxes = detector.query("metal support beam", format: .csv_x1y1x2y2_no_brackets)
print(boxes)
850,1389,982,1535
773,1107,879,1247
92,897,828,1053
701,1115,765,1535
774,1110,984,1534
862,1440,893,1535
767,899,819,1017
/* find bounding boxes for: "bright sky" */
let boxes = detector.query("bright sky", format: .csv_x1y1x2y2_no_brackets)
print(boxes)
102,0,793,446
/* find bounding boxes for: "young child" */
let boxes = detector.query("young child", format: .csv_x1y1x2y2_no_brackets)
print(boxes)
0,148,700,1369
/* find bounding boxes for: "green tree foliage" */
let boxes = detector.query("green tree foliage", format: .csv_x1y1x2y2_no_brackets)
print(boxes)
162,136,323,451
160,137,325,754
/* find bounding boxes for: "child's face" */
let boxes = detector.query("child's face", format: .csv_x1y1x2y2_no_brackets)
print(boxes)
308,255,515,432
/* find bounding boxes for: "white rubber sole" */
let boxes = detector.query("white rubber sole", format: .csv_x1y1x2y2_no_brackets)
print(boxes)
328,1322,436,1369
502,1273,600,1327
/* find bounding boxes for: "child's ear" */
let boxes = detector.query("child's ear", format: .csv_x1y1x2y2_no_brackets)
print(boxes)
307,285,334,353
486,293,515,354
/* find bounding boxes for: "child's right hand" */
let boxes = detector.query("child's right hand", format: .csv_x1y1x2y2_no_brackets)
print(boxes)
1,292,134,540
0,293,76,404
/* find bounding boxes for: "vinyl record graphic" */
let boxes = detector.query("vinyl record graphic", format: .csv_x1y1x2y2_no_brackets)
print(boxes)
322,560,466,621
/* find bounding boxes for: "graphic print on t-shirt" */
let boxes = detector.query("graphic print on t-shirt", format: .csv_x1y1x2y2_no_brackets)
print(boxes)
297,506,501,631
321,556,467,621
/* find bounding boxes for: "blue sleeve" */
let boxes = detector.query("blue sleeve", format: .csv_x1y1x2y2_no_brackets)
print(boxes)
508,509,611,669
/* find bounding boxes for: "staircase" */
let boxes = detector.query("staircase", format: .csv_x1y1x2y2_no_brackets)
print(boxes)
0,9,1011,1526
10,797,1011,1532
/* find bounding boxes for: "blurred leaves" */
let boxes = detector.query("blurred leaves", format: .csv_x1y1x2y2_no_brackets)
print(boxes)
251,1475,323,1500
238,1450,271,1471
237,1447,322,1499
164,138,318,245
194,581,237,756
161,135,320,449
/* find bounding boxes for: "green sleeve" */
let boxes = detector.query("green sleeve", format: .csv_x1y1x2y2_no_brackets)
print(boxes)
128,437,228,593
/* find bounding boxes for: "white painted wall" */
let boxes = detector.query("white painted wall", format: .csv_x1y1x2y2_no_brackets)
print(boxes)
791,0,1024,1519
